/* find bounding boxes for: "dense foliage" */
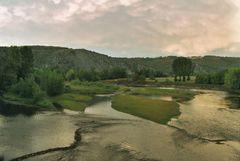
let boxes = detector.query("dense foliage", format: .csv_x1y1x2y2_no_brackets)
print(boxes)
34,69,64,96
195,71,225,85
10,76,45,103
225,68,240,90
0,46,64,107
195,68,240,90
0,46,33,95
172,57,195,82
2,46,239,75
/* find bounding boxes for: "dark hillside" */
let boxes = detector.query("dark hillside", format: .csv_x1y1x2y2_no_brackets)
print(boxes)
1,46,239,74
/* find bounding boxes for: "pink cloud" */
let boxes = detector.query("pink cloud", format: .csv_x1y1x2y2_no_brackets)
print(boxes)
0,0,239,57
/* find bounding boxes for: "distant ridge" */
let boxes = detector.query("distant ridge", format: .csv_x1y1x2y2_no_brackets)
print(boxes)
0,46,240,74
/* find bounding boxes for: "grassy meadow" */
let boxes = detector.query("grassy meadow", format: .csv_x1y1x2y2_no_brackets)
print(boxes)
112,95,180,124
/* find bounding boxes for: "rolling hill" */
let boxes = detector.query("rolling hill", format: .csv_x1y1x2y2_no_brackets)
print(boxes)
1,46,240,74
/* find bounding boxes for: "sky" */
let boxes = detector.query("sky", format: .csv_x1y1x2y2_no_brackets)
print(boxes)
0,0,240,57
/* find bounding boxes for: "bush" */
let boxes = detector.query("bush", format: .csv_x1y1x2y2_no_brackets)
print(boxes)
78,69,100,82
34,69,64,96
195,71,225,85
10,76,47,104
65,69,76,81
225,68,240,90
10,76,41,98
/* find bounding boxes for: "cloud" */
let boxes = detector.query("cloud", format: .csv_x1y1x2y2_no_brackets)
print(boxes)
0,5,12,27
51,0,62,5
0,0,239,57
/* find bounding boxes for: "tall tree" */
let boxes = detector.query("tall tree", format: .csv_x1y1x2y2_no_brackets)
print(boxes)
18,46,34,79
0,47,20,94
172,57,194,82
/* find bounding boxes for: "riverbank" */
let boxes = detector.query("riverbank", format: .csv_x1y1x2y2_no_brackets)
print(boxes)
0,98,48,116
0,81,121,116
0,80,237,118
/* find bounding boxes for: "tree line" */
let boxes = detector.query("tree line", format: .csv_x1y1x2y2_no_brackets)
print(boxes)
64,67,166,82
0,46,65,107
195,69,240,90
1,46,239,104
171,57,240,90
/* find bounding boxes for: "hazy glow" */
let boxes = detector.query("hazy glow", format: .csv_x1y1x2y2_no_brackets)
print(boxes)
0,0,239,57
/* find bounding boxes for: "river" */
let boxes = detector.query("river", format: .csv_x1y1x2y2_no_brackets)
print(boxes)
0,89,239,161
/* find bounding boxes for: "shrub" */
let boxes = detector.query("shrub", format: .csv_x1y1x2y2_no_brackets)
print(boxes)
10,76,41,98
225,68,240,90
65,69,76,81
195,71,225,85
34,69,64,96
10,76,48,105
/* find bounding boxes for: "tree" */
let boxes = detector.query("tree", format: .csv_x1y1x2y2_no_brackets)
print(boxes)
77,68,100,81
131,69,146,82
0,47,20,94
225,68,240,90
34,69,64,96
109,67,127,79
0,46,34,95
99,69,110,80
65,69,76,81
172,57,195,82
18,46,34,79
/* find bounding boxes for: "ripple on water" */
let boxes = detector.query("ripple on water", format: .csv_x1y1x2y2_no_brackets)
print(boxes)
0,112,78,160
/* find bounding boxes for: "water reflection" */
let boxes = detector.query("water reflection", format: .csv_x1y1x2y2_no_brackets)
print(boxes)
1,89,240,161
169,90,240,141
84,90,240,161
0,112,77,160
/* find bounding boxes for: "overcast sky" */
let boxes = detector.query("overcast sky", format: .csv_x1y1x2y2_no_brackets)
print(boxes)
0,0,240,57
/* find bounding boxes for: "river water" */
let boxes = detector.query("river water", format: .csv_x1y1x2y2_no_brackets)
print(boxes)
0,89,239,161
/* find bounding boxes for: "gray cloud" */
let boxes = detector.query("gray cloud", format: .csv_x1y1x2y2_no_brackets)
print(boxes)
0,0,239,57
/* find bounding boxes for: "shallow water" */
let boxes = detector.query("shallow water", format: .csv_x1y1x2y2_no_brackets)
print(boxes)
0,112,78,160
1,89,240,161
169,90,240,141
83,91,240,161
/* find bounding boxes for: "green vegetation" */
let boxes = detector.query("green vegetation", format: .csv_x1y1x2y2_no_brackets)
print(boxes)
18,46,34,79
195,68,240,91
34,69,64,96
68,81,119,95
3,93,52,108
51,93,92,111
225,68,240,90
195,71,225,85
130,87,198,102
2,46,240,76
112,95,180,124
10,76,45,103
0,45,239,115
172,57,195,82
49,81,120,111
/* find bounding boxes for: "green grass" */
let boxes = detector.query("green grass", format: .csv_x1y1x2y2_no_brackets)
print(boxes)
51,93,92,111
112,95,180,124
68,81,119,95
51,81,122,111
3,93,52,108
130,87,198,102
